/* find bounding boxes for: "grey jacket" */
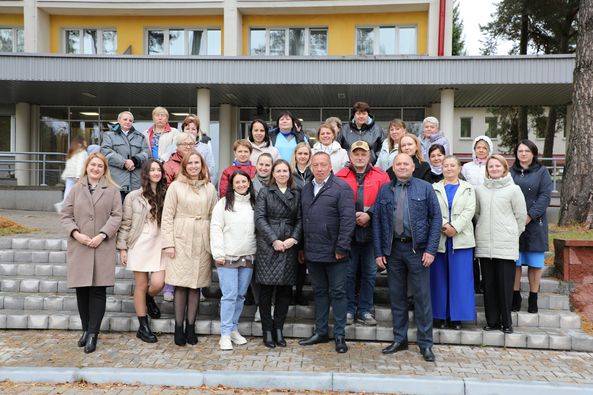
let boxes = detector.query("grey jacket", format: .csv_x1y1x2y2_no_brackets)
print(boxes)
101,125,150,193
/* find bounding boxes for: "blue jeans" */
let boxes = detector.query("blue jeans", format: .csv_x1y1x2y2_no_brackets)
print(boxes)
346,241,377,317
387,241,433,348
218,266,253,336
306,260,348,337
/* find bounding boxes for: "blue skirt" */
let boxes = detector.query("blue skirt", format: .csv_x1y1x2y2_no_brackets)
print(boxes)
430,242,476,321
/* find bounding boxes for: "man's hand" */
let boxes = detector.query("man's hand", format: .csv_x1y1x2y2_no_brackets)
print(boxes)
335,252,346,261
422,252,435,267
355,212,371,227
375,256,387,270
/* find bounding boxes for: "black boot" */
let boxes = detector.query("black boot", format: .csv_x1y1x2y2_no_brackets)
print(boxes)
146,293,161,319
512,291,522,312
274,328,287,347
137,316,157,343
77,331,88,347
174,324,186,346
528,292,538,313
263,331,276,348
84,333,98,354
186,323,198,345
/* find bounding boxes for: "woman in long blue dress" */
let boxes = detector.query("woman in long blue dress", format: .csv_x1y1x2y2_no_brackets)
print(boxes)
431,156,476,329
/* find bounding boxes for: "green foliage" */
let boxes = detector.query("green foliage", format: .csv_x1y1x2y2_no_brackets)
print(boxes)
452,0,466,56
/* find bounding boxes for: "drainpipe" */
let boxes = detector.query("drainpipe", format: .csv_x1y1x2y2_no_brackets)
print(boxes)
438,0,446,56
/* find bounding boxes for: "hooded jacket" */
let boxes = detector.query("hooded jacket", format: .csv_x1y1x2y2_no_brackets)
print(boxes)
312,141,349,174
338,115,384,164
421,131,450,159
461,135,494,187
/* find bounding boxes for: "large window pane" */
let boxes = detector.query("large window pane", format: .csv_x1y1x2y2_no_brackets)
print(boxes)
0,28,13,52
16,29,24,52
207,29,221,55
379,27,396,55
250,29,266,55
288,28,305,56
71,121,100,147
460,117,472,138
102,30,117,54
269,29,285,56
83,29,98,54
309,29,327,56
399,27,417,55
169,30,185,55
148,30,165,55
65,30,80,54
356,28,374,56
0,116,10,151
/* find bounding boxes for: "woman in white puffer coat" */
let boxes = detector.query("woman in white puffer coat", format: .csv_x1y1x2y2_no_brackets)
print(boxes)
474,154,526,335
311,123,348,174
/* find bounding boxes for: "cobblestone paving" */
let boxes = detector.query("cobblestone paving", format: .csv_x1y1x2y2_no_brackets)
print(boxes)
1,330,593,386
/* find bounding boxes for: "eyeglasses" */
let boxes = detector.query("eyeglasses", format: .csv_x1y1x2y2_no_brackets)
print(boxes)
179,143,195,147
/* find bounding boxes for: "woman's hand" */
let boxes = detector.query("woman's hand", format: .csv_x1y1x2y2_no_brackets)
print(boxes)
73,231,91,246
215,258,225,265
87,234,104,248
119,250,128,266
283,238,297,249
442,223,457,238
273,240,285,252
163,247,176,259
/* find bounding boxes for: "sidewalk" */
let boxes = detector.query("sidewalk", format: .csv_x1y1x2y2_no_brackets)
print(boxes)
1,330,593,394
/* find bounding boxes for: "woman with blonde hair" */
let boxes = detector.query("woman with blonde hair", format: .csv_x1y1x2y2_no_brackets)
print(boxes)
386,133,431,182
144,106,179,161
376,119,406,170
161,151,217,346
312,123,348,174
60,153,122,353
290,142,313,191
56,136,88,212
475,154,527,334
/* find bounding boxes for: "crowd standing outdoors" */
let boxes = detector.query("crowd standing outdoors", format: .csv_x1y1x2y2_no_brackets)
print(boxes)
59,103,551,360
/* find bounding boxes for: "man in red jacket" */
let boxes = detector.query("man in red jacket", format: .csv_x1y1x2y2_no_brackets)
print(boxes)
336,140,390,326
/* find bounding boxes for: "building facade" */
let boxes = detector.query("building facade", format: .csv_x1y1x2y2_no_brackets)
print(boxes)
0,0,572,185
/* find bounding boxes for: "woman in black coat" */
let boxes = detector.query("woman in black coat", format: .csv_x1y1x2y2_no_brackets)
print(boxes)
510,140,552,314
386,133,431,182
255,159,302,348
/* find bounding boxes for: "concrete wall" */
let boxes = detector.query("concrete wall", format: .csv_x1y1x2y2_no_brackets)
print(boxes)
0,186,62,211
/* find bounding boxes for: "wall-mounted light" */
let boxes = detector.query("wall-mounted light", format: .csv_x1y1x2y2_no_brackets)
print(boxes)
80,112,100,116
82,92,97,98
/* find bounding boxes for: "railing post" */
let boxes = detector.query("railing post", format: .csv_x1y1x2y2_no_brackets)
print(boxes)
552,159,558,193
41,153,47,186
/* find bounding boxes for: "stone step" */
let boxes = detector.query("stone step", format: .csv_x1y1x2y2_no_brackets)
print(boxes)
0,309,591,352
0,262,135,280
0,292,581,330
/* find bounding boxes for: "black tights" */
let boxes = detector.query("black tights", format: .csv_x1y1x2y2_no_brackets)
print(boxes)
76,286,107,334
174,287,200,327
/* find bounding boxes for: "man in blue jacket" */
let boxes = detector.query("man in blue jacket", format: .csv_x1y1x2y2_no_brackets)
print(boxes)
299,152,355,353
371,153,441,362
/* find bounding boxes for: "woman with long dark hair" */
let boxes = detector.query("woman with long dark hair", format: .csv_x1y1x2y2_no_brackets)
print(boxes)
255,159,302,348
117,159,167,343
210,169,257,350
161,152,217,346
248,119,279,164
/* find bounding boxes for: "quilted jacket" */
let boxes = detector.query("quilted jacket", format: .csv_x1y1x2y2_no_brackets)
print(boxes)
254,186,302,285
371,176,442,258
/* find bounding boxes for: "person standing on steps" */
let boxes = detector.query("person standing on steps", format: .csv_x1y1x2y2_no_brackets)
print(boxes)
338,101,384,164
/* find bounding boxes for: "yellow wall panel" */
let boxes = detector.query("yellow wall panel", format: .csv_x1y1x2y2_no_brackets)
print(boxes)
50,15,224,54
242,12,428,56
0,14,24,26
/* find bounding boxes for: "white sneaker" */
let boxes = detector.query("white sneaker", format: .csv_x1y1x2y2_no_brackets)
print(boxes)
219,335,233,350
254,306,261,322
230,330,247,345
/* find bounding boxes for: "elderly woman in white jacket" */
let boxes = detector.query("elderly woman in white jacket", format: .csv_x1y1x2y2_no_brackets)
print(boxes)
210,169,257,351
474,154,527,335
311,123,348,174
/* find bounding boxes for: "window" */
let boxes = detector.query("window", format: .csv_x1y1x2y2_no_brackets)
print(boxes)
146,28,221,55
356,26,417,55
0,116,11,151
460,117,472,138
485,116,498,138
249,28,328,56
0,27,24,53
64,29,117,54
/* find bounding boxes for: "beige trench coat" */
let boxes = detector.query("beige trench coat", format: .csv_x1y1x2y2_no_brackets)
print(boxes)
161,175,217,289
60,176,122,288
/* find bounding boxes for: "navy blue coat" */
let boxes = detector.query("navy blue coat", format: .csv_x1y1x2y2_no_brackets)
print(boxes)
371,176,442,258
510,161,552,252
301,174,356,263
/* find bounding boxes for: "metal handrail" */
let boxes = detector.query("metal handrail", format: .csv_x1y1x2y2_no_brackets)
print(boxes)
0,151,67,186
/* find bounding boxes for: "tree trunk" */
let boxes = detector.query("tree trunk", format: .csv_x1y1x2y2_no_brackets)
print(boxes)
559,0,593,226
518,106,529,141
543,106,558,166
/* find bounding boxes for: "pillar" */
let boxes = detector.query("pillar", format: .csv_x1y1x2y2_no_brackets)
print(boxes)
427,0,440,56
219,104,233,169
24,0,50,53
15,103,31,186
197,88,211,135
224,0,242,56
443,0,454,56
439,88,455,154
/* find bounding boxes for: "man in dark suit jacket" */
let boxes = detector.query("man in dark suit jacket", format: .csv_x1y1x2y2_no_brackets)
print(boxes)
299,152,355,353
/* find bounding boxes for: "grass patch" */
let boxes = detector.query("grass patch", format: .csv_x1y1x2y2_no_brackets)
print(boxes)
0,216,37,236
548,224,593,252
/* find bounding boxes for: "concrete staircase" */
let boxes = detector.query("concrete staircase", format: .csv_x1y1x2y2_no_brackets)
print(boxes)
1,237,593,352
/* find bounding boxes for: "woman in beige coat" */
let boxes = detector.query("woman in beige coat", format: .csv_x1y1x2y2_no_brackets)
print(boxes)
60,153,122,354
162,151,217,346
117,159,167,344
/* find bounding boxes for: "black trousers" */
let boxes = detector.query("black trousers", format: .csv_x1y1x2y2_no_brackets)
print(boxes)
480,258,515,328
295,262,307,299
76,286,107,334
259,284,292,332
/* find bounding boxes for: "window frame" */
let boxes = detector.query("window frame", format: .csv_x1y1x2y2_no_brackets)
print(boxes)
0,27,24,53
248,27,328,56
144,27,221,56
355,25,418,56
61,27,118,55
459,116,473,139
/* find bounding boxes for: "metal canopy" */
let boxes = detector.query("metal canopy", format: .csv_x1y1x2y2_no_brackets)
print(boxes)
0,54,574,108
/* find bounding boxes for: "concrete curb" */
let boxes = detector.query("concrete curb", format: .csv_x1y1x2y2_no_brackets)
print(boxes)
1,367,593,394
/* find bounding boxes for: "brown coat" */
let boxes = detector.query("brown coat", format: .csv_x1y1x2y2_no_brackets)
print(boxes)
60,176,122,288
161,175,217,289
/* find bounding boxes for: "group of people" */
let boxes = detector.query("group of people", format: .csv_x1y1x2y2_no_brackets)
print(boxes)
59,103,552,363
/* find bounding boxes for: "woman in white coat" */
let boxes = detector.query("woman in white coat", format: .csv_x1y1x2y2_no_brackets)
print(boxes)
311,123,348,174
474,154,527,334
